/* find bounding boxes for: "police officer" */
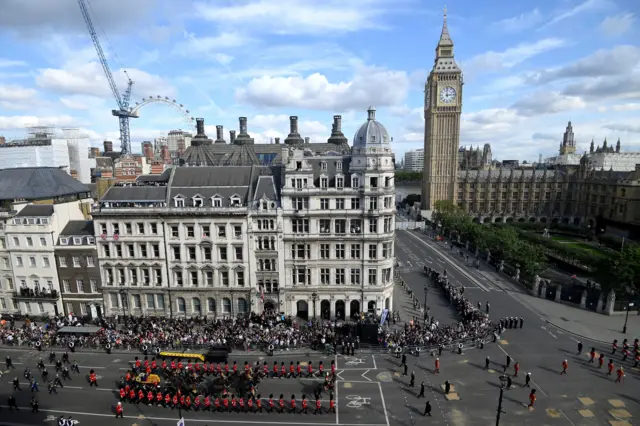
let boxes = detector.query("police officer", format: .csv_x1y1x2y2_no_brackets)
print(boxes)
62,366,71,380
31,396,39,412
54,373,63,388
48,380,57,394
48,351,56,363
7,394,18,410
13,377,21,391
42,367,49,382
62,351,69,364
71,361,80,374
30,377,39,392
423,400,432,416
401,352,407,366
6,356,14,369
577,341,583,355
523,372,531,388
444,380,451,394
485,356,490,370
55,359,62,372
418,381,425,398
409,371,415,387
403,362,408,376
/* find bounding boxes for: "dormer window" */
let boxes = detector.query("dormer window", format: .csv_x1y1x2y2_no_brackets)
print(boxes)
212,197,222,207
60,238,69,245
371,135,376,142
336,162,342,171
296,161,302,171
320,177,328,188
230,196,241,206
352,176,360,188
87,237,95,245
73,237,82,245
174,197,185,208
336,177,344,188
321,162,327,171
262,201,268,210
192,196,203,207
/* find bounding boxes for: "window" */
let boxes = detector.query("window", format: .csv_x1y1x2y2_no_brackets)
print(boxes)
40,237,47,246
143,269,150,285
137,223,145,234
336,177,344,188
112,224,120,235
233,225,242,238
350,268,360,285
90,280,98,293
230,196,241,206
382,243,390,259
335,243,345,259
321,161,327,171
63,280,71,293
131,269,138,284
190,271,198,286
205,271,213,286
76,280,84,293
234,247,243,261
369,197,378,210
335,268,345,285
157,295,165,309
220,271,229,286
171,225,179,238
127,244,134,257
154,269,162,285
368,269,377,285
320,244,330,259
350,219,362,234
16,256,23,267
222,297,231,314
368,219,378,233
319,219,331,234
177,297,186,313
43,257,50,267
172,247,181,261
175,197,185,208
293,268,311,285
350,244,361,259
140,245,147,258
291,244,310,260
193,197,203,207
292,197,309,210
175,272,183,286
384,217,392,233
58,257,67,267
320,198,329,210
212,197,222,207
146,294,155,309
115,245,122,257
13,237,19,247
188,247,196,261
351,198,360,209
203,247,212,261
219,247,227,261
335,219,346,234
85,256,94,267
71,256,80,267
186,226,195,238
29,256,36,267
320,268,330,284
150,223,157,234
236,271,244,287
103,245,111,257
106,270,113,285
368,244,377,259
208,298,216,313
202,225,210,237
292,219,309,233
336,198,345,209
124,222,132,234
26,237,33,247
217,225,226,237
352,176,360,188
320,177,329,188
152,244,160,258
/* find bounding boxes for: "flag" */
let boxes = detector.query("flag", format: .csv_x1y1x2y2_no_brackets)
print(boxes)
177,418,185,426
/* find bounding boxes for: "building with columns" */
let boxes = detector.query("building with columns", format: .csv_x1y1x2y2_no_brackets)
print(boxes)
92,108,396,319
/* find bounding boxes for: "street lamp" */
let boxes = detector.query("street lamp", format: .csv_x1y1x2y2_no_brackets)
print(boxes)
623,302,634,334
423,284,428,309
118,288,126,319
496,374,507,426
311,292,318,320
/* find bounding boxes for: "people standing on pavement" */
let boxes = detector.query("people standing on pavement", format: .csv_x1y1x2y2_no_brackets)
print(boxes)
434,358,440,374
403,363,408,376
527,389,536,409
577,341,583,355
560,359,568,375
513,362,519,377
589,348,596,363
484,356,490,370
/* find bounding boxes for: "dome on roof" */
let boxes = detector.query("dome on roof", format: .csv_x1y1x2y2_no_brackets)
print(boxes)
353,106,391,147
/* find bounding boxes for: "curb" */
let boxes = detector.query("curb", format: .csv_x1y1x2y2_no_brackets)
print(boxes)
544,320,610,345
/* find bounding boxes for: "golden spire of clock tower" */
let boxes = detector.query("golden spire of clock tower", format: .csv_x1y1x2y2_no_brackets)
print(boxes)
438,6,454,49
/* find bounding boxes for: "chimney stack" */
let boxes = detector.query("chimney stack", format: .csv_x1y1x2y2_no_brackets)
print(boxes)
290,116,299,134
275,137,280,144
304,137,310,144
285,116,304,145
230,130,236,144
196,118,205,136
239,117,248,134
327,114,348,145
214,125,226,144
333,115,342,133
103,140,113,153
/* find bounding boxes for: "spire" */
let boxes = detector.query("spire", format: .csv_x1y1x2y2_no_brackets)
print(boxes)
438,6,453,47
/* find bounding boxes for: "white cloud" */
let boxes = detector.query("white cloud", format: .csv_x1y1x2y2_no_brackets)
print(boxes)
603,123,640,134
512,92,586,116
542,0,611,28
598,103,640,112
0,59,27,68
236,67,409,111
35,62,176,100
193,0,396,35
464,39,567,76
59,95,105,111
173,32,251,58
494,9,543,32
599,13,636,37
0,85,37,102
250,114,329,134
0,115,79,130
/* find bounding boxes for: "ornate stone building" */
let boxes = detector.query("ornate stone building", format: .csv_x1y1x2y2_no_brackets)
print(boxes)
422,9,463,215
458,144,492,170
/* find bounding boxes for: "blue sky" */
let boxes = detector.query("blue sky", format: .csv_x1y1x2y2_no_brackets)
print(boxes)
0,0,638,161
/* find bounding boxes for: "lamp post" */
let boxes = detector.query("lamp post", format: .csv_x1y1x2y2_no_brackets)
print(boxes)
496,374,507,426
423,284,428,308
311,292,318,320
623,302,634,334
118,287,127,319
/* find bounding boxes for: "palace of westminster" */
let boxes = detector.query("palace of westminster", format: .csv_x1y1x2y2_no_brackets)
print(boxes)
0,12,637,319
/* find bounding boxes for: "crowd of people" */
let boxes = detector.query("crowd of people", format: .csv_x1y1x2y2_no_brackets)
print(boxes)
378,267,497,350
0,310,361,353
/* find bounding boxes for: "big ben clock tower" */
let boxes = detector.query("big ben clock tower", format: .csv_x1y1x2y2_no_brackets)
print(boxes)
422,8,463,217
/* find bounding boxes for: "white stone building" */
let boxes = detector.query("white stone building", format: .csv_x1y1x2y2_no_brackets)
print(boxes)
0,167,93,316
404,149,424,172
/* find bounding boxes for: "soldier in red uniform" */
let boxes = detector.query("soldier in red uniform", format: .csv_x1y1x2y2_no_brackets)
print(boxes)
187,361,192,371
164,393,171,407
232,361,238,375
307,361,313,377
607,359,615,376
156,390,163,405
319,361,324,376
247,396,254,412
267,394,274,412
231,395,238,412
89,370,98,387
128,388,135,402
598,354,605,368
215,396,222,412
179,394,186,408
288,361,295,378
315,398,322,414
161,359,167,370
194,395,200,411
137,389,144,404
170,360,176,371
560,359,568,375
273,361,278,378
204,395,211,411
177,360,184,371
611,339,618,354
290,394,297,413
301,395,308,414
172,393,179,409
331,360,336,376
224,362,230,376
119,387,126,401
147,390,154,405
143,358,149,369
280,362,286,378
185,395,192,410
244,361,250,376
115,401,124,418
256,394,263,412
134,357,141,371
296,361,302,377
279,394,285,413
262,361,269,378
239,396,245,412
329,398,336,413
151,358,157,371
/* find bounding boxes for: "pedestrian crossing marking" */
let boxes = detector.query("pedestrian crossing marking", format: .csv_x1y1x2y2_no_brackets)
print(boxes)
137,415,145,419
499,340,509,345
444,392,459,401
609,421,632,426
457,359,468,364
299,362,308,367
579,409,595,418
609,409,632,419
343,383,352,388
546,409,561,418
609,400,625,408
487,369,496,374
579,397,595,406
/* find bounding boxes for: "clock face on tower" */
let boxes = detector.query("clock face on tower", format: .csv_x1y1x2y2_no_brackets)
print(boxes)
439,86,457,103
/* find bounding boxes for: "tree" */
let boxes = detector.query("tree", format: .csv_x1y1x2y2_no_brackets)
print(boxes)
394,170,423,182
604,245,640,294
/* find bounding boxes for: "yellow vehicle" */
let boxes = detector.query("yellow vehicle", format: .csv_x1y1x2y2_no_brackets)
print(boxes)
135,373,161,385
158,348,228,363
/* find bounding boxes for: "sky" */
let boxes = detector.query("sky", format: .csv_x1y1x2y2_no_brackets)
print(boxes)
0,0,638,162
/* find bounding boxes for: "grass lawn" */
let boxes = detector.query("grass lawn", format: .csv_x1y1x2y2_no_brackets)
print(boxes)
548,235,610,257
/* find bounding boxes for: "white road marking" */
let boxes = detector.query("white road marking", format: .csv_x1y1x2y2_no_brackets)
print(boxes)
361,370,372,381
496,345,547,396
378,381,391,426
335,379,340,425
559,409,577,426
372,355,377,370
548,332,558,339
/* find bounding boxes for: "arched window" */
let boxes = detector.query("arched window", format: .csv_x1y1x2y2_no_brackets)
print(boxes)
192,297,201,314
237,297,248,313
207,298,216,313
177,297,186,313
222,297,231,314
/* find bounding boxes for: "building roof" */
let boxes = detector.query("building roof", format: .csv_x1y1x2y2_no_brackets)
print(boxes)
136,169,171,183
60,220,94,237
102,186,167,202
15,204,54,217
353,107,391,148
0,167,90,201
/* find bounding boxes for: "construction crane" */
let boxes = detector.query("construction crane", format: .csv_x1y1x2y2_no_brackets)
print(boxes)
77,0,135,154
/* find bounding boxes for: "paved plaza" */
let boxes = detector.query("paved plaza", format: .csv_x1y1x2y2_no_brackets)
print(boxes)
0,229,637,425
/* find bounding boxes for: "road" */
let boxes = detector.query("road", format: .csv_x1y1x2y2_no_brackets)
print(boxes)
394,229,640,425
